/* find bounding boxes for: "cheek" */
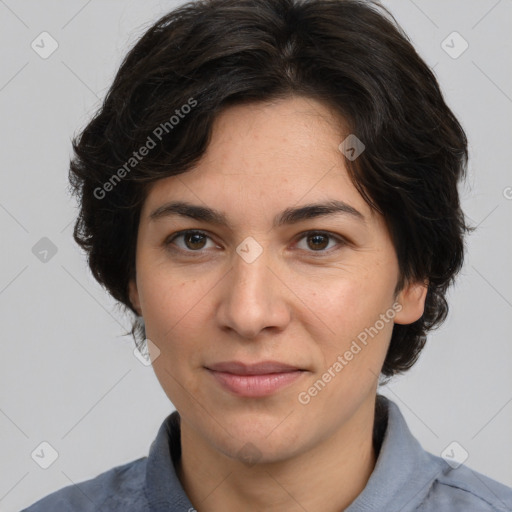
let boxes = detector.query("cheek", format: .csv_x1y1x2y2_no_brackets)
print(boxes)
139,254,214,325
305,264,398,381
137,267,204,354
309,266,396,333
140,271,208,405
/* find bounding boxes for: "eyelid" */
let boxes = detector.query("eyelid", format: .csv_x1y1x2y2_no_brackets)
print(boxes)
166,229,218,251
291,230,348,254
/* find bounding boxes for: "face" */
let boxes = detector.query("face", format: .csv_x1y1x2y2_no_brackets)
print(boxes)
129,96,426,464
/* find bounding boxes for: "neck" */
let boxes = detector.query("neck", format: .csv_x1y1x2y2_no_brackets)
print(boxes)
177,396,379,512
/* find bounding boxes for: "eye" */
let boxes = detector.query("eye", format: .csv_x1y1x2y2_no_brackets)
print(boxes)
165,230,217,252
294,231,346,254
165,229,347,257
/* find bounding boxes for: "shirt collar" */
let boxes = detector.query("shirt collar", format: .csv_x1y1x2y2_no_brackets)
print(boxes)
145,411,194,511
145,395,443,512
346,395,444,511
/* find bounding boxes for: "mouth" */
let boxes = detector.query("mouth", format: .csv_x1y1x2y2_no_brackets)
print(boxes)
205,361,306,397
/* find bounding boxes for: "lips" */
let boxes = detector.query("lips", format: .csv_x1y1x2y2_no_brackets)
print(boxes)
205,360,306,397
206,360,301,375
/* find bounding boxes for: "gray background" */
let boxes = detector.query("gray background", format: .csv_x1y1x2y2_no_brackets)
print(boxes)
0,0,511,510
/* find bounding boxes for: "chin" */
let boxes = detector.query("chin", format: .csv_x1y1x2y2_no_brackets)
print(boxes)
221,436,303,467
214,416,307,464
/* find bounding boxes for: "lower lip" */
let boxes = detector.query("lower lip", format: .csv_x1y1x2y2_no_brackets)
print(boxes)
207,369,304,397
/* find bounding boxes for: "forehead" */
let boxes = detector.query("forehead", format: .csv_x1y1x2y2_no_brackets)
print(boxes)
141,96,372,222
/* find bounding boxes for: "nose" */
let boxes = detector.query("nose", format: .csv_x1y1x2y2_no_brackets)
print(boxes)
216,245,291,340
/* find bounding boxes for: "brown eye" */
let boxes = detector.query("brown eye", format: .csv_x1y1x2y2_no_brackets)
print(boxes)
184,232,207,250
166,230,215,252
294,231,346,254
307,233,329,251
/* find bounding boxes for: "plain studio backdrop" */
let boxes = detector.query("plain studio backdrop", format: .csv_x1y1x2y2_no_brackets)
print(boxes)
0,0,511,510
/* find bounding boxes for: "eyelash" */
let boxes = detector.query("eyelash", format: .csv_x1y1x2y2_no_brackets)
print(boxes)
164,229,347,257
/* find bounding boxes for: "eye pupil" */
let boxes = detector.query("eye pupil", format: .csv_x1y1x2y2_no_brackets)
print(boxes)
308,234,328,250
186,233,206,250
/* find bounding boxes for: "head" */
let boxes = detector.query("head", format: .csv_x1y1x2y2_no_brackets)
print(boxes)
69,0,469,462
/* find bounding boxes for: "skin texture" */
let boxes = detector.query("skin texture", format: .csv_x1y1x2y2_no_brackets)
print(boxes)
129,96,427,512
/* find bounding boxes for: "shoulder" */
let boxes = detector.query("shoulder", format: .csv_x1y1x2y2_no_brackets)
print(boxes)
21,457,148,512
419,454,512,512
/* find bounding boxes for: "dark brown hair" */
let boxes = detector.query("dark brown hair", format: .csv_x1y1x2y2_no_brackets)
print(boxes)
69,0,470,378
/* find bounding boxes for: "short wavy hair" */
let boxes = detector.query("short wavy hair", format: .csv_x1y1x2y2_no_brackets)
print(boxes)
69,0,470,378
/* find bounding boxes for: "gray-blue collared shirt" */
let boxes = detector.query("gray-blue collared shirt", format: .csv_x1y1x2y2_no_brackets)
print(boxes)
22,395,512,511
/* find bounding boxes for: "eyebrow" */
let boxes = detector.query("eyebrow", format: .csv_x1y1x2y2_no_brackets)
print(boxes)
149,199,365,228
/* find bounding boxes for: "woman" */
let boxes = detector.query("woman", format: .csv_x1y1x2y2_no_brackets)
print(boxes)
24,0,512,510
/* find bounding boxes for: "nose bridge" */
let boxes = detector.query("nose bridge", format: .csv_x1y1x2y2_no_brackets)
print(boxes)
232,244,269,300
217,237,289,338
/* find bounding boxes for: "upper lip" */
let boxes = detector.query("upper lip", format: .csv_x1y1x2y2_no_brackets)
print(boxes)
206,361,302,375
